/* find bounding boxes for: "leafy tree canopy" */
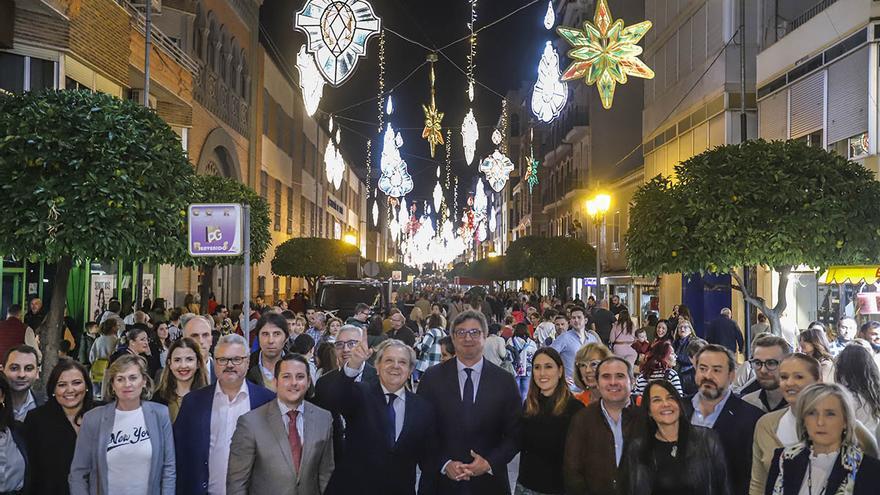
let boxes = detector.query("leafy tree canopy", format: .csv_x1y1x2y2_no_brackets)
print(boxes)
377,261,420,279
188,174,271,266
0,90,194,264
272,237,361,292
627,139,880,276
506,236,596,279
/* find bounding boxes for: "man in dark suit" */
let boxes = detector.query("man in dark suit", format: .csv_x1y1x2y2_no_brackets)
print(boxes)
246,312,289,390
387,309,416,347
320,337,436,494
313,324,378,463
174,334,275,495
417,309,521,494
689,344,763,495
705,308,745,356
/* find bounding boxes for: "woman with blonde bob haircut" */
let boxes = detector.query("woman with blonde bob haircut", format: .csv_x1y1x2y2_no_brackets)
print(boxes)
765,383,880,495
69,354,176,494
573,342,613,405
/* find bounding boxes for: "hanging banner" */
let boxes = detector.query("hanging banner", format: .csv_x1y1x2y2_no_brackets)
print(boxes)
188,204,243,256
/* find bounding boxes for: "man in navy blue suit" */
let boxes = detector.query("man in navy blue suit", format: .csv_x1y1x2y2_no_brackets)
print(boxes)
173,333,275,495
689,344,764,495
319,337,437,494
417,310,521,495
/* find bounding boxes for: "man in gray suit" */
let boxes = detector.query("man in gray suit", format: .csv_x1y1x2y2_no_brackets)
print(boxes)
227,353,334,494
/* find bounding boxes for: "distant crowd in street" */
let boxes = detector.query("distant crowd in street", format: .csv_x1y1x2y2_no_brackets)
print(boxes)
0,286,879,494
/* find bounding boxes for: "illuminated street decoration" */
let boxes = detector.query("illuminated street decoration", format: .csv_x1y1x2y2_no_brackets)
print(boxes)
461,109,479,165
433,181,443,212
480,150,515,192
377,123,413,197
295,0,382,87
324,119,345,189
543,0,554,30
473,178,487,218
488,206,496,233
296,45,324,116
531,41,567,122
557,0,653,109
371,200,379,226
422,60,444,158
525,151,540,194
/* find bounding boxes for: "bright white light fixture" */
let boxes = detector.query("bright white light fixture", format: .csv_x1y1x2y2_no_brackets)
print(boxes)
324,119,345,189
377,122,413,198
473,178,487,217
488,206,496,233
433,181,443,212
479,150,515,192
296,44,324,116
461,108,479,166
544,0,555,29
295,0,382,87
531,41,568,123
371,200,379,226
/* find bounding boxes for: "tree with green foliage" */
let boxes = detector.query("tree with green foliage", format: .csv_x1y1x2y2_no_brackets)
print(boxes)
188,175,270,312
271,237,361,296
506,236,596,279
0,90,195,380
627,139,880,334
377,261,420,279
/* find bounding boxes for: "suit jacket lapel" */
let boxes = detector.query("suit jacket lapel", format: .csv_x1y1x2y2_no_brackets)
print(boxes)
784,450,810,495
267,401,296,474
300,402,316,476
396,390,416,448
825,453,847,495
370,382,395,449
98,404,116,495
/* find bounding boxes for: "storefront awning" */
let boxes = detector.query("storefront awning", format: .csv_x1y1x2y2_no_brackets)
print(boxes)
820,266,880,284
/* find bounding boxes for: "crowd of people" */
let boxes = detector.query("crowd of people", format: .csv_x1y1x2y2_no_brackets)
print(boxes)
0,288,879,494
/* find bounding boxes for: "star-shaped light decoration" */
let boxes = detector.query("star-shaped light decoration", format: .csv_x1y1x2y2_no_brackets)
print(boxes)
479,150,515,192
296,45,325,116
422,63,444,158
525,153,540,194
557,0,653,109
295,0,382,87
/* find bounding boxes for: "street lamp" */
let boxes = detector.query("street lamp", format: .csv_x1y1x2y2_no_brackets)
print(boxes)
343,232,358,246
586,193,611,300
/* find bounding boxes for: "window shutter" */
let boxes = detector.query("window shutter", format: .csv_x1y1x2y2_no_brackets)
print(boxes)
827,46,868,144
758,89,788,140
789,71,824,138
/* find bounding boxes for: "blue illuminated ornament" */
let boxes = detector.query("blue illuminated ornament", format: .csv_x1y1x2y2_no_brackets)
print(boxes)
479,150,514,192
295,0,382,87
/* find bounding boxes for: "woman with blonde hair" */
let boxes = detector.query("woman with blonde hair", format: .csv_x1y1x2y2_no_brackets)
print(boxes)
152,337,208,422
765,383,880,495
572,342,613,406
69,354,176,494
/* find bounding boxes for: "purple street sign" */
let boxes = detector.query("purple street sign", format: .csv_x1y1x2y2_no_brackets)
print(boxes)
188,204,243,256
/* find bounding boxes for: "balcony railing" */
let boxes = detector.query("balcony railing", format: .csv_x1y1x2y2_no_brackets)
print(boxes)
122,1,201,76
785,0,839,37
194,69,250,136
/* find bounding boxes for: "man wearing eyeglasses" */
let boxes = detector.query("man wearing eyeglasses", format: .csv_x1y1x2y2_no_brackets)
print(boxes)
417,309,521,494
174,333,276,495
741,335,791,413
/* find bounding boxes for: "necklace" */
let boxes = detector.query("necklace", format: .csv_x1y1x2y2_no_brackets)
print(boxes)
807,456,828,495
656,429,678,458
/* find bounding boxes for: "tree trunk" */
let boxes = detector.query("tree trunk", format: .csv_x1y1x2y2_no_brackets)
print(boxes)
38,255,72,384
730,266,791,337
306,276,318,300
198,263,215,315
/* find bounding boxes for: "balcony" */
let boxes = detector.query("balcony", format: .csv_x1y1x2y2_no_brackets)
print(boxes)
194,68,250,136
785,0,838,37
122,1,199,76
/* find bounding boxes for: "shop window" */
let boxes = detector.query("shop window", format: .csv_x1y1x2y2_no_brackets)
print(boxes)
794,130,823,148
0,52,24,94
29,58,55,91
848,132,869,159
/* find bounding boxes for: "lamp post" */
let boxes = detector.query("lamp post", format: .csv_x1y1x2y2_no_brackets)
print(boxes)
586,193,611,300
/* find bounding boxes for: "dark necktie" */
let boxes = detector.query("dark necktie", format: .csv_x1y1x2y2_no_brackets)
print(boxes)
287,410,302,473
463,368,474,407
386,393,397,444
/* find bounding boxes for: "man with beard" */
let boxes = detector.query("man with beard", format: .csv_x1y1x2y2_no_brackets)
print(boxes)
741,335,791,412
827,317,857,356
690,344,763,495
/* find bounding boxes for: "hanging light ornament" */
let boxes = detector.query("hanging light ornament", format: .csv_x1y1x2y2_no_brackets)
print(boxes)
557,0,654,109
543,0,555,30
433,182,443,213
377,100,413,198
488,205,496,233
295,0,382,87
479,126,514,192
421,55,444,158
372,201,379,227
461,0,479,166
473,178,487,218
296,45,324,116
531,41,568,122
525,138,540,194
324,118,345,189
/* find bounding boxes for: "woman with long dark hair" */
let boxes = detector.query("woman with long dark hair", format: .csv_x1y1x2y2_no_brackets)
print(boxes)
314,342,338,379
631,340,683,401
652,320,673,346
152,337,208,422
624,379,730,495
834,345,880,438
798,328,834,383
516,347,584,495
23,359,95,494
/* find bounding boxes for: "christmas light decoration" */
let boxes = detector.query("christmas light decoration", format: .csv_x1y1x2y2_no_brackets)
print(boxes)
473,178,487,218
557,0,653,109
488,205,496,233
531,41,567,123
422,59,444,158
461,109,478,166
372,200,379,226
378,101,413,198
543,0,555,30
479,150,515,192
324,119,345,189
525,151,540,194
377,30,385,132
295,0,382,87
433,181,443,212
296,45,324,117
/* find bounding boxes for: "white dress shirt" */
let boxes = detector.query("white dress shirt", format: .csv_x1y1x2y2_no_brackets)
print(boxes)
456,357,484,402
208,380,250,495
344,363,405,440
277,399,304,439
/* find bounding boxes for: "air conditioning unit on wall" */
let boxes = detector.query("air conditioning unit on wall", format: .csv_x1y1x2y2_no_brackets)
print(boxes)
129,89,157,109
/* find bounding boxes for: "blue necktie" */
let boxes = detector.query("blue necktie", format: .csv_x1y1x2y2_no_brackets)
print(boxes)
386,393,397,445
463,368,474,407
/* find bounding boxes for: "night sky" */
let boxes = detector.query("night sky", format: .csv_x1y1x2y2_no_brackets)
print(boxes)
259,0,549,204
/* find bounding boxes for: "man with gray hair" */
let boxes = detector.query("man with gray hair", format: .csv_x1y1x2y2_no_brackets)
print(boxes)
319,338,437,494
183,313,216,382
174,333,276,495
706,307,744,356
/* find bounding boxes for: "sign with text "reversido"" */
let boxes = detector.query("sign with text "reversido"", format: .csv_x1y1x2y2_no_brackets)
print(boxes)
188,204,243,256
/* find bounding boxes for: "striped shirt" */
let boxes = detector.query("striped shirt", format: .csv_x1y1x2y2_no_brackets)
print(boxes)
632,367,683,402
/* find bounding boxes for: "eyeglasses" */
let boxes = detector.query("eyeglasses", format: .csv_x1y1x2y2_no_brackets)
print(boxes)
216,356,248,367
749,359,780,371
453,328,482,339
334,339,360,349
577,360,602,369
